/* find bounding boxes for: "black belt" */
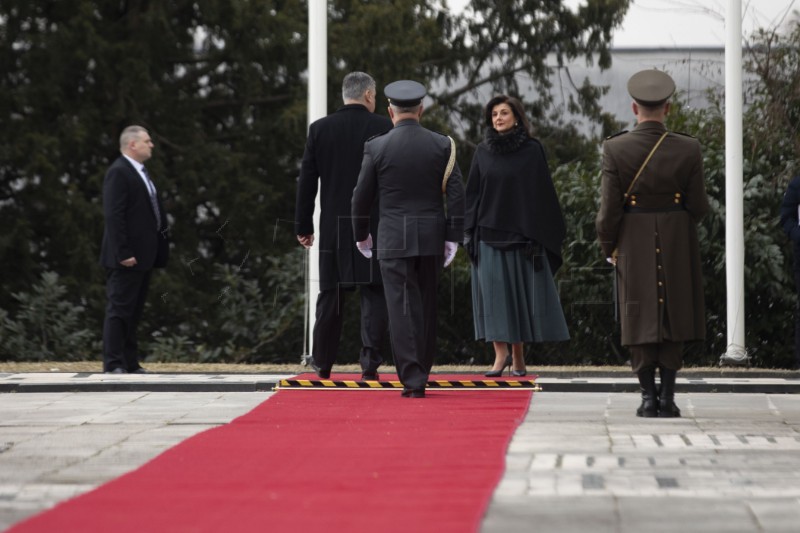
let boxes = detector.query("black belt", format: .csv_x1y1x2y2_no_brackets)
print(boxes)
624,204,686,214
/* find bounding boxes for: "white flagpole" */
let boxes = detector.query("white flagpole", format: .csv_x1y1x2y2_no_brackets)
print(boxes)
303,0,327,363
720,0,749,366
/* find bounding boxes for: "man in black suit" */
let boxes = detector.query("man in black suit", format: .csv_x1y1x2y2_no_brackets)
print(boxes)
295,72,392,380
100,125,169,373
351,80,465,398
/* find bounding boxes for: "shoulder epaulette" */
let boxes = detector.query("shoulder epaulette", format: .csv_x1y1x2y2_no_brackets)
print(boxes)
605,130,628,140
428,129,453,141
671,131,696,138
366,130,390,142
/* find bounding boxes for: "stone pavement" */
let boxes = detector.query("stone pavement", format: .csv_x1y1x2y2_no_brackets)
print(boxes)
1,372,799,532
486,392,800,533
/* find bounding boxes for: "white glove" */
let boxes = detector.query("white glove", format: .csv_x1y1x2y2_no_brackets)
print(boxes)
443,241,458,267
356,234,373,259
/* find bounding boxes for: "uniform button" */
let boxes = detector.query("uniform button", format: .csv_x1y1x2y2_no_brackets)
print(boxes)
659,298,664,303
658,265,662,270
656,248,661,253
658,282,663,286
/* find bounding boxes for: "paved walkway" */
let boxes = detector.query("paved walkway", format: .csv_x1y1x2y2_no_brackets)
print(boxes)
487,392,800,533
1,372,799,532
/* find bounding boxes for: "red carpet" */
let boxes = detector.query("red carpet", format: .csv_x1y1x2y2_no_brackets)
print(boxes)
9,374,533,533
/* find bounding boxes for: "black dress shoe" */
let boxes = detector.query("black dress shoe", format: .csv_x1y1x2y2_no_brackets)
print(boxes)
130,367,148,374
105,368,127,374
308,359,330,379
401,388,425,398
361,371,379,381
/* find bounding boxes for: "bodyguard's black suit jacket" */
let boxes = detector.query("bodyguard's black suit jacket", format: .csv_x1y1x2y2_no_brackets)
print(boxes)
295,104,392,290
99,156,168,270
351,119,465,258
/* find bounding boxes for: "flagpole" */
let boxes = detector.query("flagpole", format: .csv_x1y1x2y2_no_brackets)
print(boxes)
720,0,749,366
303,0,327,363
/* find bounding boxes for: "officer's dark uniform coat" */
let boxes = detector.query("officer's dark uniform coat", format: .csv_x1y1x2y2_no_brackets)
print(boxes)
596,121,709,346
295,104,392,290
351,119,464,257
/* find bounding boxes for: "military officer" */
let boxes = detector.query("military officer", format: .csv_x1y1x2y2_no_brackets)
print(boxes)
351,80,465,398
596,69,710,417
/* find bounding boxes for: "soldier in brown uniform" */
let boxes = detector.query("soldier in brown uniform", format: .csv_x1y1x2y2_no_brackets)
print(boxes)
596,69,710,418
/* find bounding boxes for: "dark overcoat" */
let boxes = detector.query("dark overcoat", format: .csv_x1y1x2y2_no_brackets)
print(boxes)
596,121,709,346
351,119,465,257
295,104,392,290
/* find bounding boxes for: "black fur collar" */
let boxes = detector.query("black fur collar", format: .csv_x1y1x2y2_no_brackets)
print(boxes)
485,125,529,154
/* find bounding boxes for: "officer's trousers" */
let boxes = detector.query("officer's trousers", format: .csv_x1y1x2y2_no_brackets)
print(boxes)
379,255,442,389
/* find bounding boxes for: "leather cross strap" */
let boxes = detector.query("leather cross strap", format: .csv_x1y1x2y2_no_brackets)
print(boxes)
442,136,456,193
624,131,669,199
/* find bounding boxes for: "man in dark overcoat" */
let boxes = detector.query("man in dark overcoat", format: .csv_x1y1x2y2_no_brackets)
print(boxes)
295,72,392,380
596,70,710,417
351,80,465,398
100,125,169,373
779,175,800,370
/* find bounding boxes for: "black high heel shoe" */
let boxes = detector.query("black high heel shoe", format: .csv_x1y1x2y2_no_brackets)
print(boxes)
485,354,512,377
511,368,527,377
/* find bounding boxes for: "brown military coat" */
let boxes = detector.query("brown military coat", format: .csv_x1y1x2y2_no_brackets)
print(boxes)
596,120,710,346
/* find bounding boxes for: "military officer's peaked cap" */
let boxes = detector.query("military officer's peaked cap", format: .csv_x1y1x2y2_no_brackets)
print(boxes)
627,69,676,106
385,80,426,107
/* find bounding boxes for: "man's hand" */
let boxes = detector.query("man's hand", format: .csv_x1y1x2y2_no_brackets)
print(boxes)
120,257,137,267
297,234,314,249
356,234,373,259
443,241,458,267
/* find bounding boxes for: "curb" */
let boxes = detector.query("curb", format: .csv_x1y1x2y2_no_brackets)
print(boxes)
2,373,798,394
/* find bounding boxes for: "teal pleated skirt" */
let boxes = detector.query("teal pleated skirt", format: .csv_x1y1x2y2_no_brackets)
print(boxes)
471,241,570,343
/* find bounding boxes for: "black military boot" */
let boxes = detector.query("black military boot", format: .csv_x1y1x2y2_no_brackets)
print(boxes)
658,367,681,418
636,367,659,417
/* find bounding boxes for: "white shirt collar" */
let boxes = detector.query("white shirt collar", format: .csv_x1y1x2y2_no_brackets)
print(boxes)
122,154,154,193
122,153,146,173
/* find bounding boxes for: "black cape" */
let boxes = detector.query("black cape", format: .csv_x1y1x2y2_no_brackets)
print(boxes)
465,127,565,272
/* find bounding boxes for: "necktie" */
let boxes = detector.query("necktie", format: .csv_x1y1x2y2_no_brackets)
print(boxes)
142,166,161,230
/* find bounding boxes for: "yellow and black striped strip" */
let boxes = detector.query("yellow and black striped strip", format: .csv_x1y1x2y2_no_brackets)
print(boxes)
277,379,540,391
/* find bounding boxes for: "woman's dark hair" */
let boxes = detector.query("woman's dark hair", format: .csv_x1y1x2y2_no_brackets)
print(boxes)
484,95,532,136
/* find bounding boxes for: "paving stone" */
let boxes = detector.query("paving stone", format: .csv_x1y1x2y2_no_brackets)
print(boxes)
483,392,800,531
3,374,800,532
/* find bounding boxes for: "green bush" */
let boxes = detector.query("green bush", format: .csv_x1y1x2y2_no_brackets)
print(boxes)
142,252,306,363
0,272,97,361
